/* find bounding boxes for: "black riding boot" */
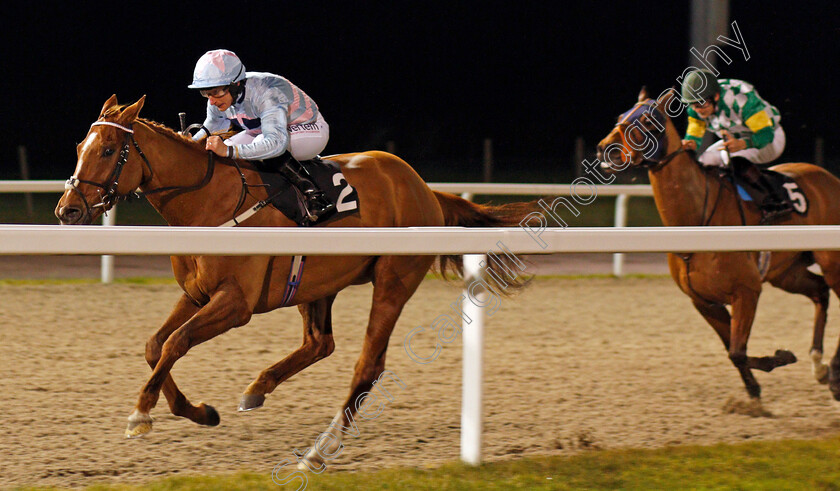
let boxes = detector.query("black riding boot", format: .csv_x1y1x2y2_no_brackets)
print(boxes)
276,156,335,222
734,158,793,224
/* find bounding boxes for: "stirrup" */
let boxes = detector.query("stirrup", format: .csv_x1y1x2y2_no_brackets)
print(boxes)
302,191,335,222
759,205,793,225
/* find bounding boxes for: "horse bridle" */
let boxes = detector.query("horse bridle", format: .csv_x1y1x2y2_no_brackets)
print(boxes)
64,121,153,218
613,101,685,172
65,120,216,219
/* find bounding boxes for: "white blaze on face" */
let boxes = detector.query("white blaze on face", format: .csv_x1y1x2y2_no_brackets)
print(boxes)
75,132,100,176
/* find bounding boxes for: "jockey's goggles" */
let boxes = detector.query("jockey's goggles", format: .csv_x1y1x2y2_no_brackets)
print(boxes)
199,86,229,98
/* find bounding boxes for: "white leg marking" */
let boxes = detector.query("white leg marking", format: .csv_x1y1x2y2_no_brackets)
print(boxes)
298,410,346,471
811,349,829,383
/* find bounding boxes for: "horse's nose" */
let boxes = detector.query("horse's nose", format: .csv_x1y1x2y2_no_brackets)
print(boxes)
596,143,605,161
56,205,82,225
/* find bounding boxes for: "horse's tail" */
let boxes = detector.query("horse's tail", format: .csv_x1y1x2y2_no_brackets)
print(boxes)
432,191,535,294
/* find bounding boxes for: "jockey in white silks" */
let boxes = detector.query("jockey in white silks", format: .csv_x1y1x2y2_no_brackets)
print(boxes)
189,49,334,222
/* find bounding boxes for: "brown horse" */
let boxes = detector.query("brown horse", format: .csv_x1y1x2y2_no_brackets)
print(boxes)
55,95,530,468
597,87,840,402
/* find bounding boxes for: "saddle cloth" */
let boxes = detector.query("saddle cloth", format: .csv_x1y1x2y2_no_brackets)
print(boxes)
733,168,808,217
252,158,360,226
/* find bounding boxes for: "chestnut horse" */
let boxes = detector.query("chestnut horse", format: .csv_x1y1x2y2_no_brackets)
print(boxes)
55,95,530,468
597,88,840,402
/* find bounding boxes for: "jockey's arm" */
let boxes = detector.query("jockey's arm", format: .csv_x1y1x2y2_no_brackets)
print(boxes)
683,105,706,149
741,94,777,149
223,85,292,160
227,105,290,160
192,104,232,141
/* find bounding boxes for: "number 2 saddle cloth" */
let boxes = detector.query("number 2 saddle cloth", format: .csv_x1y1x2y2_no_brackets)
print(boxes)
252,157,361,227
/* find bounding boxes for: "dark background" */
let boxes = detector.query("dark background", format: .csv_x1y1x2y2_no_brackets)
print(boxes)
3,1,839,183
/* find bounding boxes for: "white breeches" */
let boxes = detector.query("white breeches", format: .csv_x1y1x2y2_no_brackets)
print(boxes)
698,126,786,167
225,113,330,161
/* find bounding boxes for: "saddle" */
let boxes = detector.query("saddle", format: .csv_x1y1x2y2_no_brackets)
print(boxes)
728,166,808,221
251,157,360,226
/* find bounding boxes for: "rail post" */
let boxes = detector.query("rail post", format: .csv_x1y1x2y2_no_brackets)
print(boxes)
101,206,117,283
612,194,629,277
460,253,486,465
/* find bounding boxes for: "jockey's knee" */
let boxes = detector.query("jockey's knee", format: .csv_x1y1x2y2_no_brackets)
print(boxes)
698,150,725,168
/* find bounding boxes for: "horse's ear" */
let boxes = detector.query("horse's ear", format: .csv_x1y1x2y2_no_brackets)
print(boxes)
100,94,119,117
653,87,682,122
659,87,678,110
118,95,146,124
638,86,649,102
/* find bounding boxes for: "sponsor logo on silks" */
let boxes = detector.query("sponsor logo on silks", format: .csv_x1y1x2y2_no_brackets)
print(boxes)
288,122,321,132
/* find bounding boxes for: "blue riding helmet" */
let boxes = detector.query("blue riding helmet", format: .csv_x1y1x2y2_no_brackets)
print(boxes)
188,49,246,89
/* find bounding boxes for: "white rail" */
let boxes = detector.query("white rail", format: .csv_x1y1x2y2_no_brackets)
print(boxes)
0,180,654,196
0,180,66,192
0,225,838,254
0,180,653,279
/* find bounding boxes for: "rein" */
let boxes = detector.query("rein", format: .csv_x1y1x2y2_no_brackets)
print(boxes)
645,147,685,172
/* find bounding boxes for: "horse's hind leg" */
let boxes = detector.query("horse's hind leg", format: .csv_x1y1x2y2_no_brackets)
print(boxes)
768,259,830,384
811,253,840,399
144,294,221,427
239,295,337,411
299,256,433,471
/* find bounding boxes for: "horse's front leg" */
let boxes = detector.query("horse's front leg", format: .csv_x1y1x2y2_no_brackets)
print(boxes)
728,288,797,400
144,293,220,428
126,281,252,438
727,289,763,399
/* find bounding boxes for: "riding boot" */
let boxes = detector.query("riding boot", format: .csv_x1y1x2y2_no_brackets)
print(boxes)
276,156,335,222
756,173,794,224
736,159,793,224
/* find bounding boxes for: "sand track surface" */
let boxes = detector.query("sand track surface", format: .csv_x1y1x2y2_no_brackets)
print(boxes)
3,275,840,489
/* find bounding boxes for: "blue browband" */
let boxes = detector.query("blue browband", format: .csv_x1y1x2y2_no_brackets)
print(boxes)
617,99,666,129
617,99,668,162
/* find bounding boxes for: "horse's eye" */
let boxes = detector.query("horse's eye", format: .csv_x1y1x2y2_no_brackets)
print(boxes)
103,148,115,157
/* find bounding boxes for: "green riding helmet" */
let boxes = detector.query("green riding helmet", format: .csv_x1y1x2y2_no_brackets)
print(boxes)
680,69,720,104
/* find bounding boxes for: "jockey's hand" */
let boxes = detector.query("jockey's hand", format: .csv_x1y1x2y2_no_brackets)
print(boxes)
721,130,747,153
681,139,697,151
205,136,230,157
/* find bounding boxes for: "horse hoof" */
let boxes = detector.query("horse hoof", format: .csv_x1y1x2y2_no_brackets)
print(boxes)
200,403,220,426
815,364,830,385
297,448,324,472
238,393,265,412
830,383,840,402
775,349,797,366
125,410,153,438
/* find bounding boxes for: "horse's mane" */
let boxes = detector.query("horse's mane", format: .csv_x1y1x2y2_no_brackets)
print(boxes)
101,105,204,150
137,118,205,149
